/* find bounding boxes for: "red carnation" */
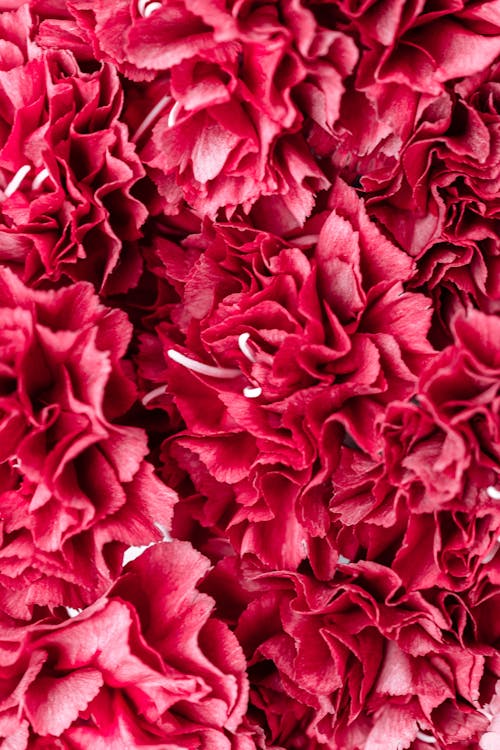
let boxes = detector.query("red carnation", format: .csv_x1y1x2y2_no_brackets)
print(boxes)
0,268,176,618
136,179,435,568
232,561,494,750
67,0,359,219
0,6,146,294
360,57,500,333
337,0,500,96
0,541,249,747
319,308,500,586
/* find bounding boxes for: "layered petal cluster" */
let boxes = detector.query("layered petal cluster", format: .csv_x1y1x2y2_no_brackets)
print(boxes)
361,55,500,329
0,541,250,748
0,268,175,618
231,561,495,750
322,0,500,203
136,179,435,569
0,5,146,293
0,1,498,748
66,0,359,219
319,309,500,590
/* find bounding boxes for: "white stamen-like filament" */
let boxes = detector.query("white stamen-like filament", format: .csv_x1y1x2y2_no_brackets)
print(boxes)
168,101,181,128
338,555,351,565
138,0,161,17
144,1,162,16
32,168,50,191
132,94,171,143
483,537,500,564
238,332,256,362
12,457,21,470
142,384,168,406
416,727,436,744
167,345,264,398
487,485,500,500
123,543,153,565
167,348,241,378
478,707,494,720
243,385,262,398
3,164,31,197
66,607,82,618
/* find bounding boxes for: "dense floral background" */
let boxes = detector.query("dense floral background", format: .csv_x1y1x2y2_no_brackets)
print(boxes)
0,0,499,747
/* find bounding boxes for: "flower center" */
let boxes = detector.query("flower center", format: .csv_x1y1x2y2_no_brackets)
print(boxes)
142,334,264,404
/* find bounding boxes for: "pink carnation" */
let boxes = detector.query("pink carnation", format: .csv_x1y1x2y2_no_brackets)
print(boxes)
67,0,359,218
0,541,249,747
136,179,435,569
232,561,494,749
0,268,176,618
0,6,146,293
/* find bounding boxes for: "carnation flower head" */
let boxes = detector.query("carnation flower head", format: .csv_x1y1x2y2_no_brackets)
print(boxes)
65,0,360,219
359,57,500,338
0,268,176,618
0,541,250,747
316,308,500,585
137,178,435,569
0,5,146,294
319,0,500,185
230,560,495,750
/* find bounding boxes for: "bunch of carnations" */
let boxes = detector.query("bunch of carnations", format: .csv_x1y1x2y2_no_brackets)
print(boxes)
0,1,498,748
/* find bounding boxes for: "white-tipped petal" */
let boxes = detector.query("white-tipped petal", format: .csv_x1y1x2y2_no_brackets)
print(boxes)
487,485,500,500
167,349,241,378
